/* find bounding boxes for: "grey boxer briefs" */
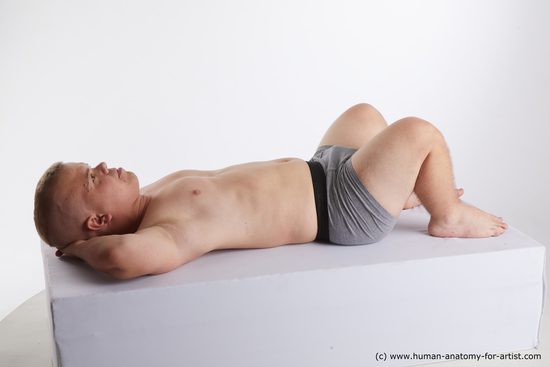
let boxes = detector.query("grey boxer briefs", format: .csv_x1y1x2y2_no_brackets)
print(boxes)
309,145,397,245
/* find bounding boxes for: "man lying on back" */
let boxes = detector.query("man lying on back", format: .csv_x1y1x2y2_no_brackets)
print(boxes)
34,104,507,279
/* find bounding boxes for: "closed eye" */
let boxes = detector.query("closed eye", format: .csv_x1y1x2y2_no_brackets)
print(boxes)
86,165,95,185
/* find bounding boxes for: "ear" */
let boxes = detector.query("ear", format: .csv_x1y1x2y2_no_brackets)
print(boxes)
86,213,113,231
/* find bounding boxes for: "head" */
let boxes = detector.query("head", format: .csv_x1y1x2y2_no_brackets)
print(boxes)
34,162,141,248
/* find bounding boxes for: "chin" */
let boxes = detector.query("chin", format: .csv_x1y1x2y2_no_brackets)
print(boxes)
125,171,139,185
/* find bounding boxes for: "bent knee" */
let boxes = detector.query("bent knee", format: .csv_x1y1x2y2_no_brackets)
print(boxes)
349,102,376,112
345,103,387,127
395,117,442,140
347,103,380,118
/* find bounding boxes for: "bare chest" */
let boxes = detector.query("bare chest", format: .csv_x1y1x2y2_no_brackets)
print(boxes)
139,159,318,250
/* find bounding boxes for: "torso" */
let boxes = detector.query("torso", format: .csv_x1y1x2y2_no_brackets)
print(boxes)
138,158,318,253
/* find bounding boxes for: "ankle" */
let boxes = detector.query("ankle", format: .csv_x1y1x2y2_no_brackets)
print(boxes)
427,200,463,224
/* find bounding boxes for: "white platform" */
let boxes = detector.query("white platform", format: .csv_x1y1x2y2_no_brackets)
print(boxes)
2,291,550,367
42,205,546,367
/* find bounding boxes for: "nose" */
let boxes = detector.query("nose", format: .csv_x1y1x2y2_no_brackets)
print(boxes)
95,162,109,175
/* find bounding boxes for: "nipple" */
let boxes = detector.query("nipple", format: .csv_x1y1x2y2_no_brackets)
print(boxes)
192,190,201,195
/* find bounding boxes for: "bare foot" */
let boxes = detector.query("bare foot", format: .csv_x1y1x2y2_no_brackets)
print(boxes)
428,203,508,238
404,188,464,210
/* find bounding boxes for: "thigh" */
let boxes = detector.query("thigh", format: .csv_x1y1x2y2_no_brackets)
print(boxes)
328,159,397,245
350,118,433,217
318,103,388,149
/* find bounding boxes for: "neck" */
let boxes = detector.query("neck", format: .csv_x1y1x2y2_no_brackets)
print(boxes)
132,194,151,233
126,194,151,233
99,194,151,236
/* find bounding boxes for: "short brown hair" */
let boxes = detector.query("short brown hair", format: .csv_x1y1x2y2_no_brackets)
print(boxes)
34,162,63,246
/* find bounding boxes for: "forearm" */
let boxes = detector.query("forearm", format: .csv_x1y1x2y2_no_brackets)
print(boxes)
59,235,126,277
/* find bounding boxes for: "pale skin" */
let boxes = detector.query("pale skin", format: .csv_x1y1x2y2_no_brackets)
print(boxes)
55,104,507,279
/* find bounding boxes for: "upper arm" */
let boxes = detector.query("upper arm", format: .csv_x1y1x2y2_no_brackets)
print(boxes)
110,226,201,279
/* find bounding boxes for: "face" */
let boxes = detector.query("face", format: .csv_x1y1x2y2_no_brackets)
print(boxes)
55,162,140,223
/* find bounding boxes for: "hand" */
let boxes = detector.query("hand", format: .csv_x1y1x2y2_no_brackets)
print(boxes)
55,239,85,258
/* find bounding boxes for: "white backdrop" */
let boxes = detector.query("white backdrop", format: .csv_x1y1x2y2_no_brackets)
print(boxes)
1,0,549,321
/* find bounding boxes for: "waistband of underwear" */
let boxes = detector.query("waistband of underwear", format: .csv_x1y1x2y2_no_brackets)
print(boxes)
306,160,329,242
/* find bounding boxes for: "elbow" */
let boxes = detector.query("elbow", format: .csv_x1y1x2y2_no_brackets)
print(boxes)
98,245,137,279
103,263,138,280
109,270,137,280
